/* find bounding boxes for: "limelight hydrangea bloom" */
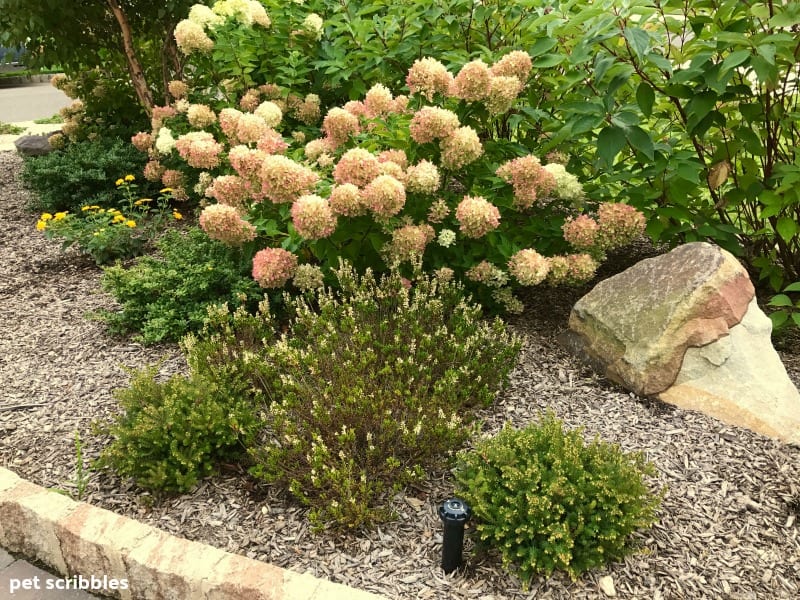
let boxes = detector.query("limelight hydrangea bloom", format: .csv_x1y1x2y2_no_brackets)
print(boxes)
437,228,456,248
259,155,320,204
562,214,599,251
213,0,270,27
362,175,406,219
547,254,598,286
187,104,217,128
241,89,262,112
199,204,257,246
302,13,324,39
194,171,215,197
387,224,435,262
219,108,244,140
409,107,460,144
206,175,252,210
167,80,189,99
466,261,507,287
378,149,408,170
130,132,152,153
489,50,533,82
496,155,557,209
175,131,224,169
405,160,441,195
364,84,394,117
451,59,491,101
291,194,337,239
293,264,325,290
304,138,330,161
543,163,584,202
293,94,321,125
343,100,368,118
486,75,523,115
508,249,550,286
440,126,483,170
252,248,297,288
333,148,381,187
328,184,365,217
455,195,500,238
434,266,455,282
427,198,450,223
235,113,270,144
188,4,224,28
254,101,282,127
174,19,214,54
406,57,453,100
322,107,360,148
597,202,646,249
257,129,289,154
228,146,267,181
155,127,176,155
144,160,165,182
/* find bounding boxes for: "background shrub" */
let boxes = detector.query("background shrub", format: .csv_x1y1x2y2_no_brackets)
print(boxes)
100,227,264,344
21,138,153,212
94,363,258,493
248,262,521,530
455,412,663,583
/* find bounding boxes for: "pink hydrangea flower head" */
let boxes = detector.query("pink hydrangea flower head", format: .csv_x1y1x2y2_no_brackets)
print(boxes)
168,80,189,99
304,138,331,161
131,132,152,153
440,126,483,170
496,155,557,209
406,57,453,100
256,129,289,154
175,131,224,169
547,253,598,286
228,145,267,181
161,169,185,189
596,202,646,250
259,155,320,204
387,224,435,263
292,93,322,125
219,108,244,141
187,104,217,128
252,248,298,288
235,113,269,145
508,249,550,286
466,260,506,286
489,50,533,82
150,105,177,130
328,184,366,217
427,198,450,223
259,83,282,99
255,100,283,127
199,204,257,246
378,161,405,181
378,149,408,170
143,160,165,182
392,95,410,114
322,107,360,147
206,175,252,210
291,194,337,240
409,107,460,144
562,214,599,251
451,59,491,102
364,84,394,118
239,89,261,112
342,100,368,118
455,195,500,238
405,160,441,195
333,148,381,187
362,175,406,219
486,75,524,115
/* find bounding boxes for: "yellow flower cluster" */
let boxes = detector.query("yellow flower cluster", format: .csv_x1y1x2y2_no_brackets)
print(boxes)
35,211,68,230
115,174,136,187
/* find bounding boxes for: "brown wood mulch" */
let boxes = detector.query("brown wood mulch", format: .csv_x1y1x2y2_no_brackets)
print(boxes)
1,151,798,599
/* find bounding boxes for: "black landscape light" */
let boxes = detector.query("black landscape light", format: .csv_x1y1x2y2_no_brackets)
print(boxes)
438,497,472,574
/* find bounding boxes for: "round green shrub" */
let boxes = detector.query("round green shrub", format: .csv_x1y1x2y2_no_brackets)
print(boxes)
455,412,664,583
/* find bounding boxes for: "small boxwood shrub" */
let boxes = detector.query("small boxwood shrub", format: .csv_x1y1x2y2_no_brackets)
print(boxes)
248,261,522,530
21,138,153,212
94,364,259,493
455,412,664,583
99,227,264,344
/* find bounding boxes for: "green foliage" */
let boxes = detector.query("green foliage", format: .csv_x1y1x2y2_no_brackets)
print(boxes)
249,262,521,530
455,413,664,583
768,281,800,331
94,363,258,493
99,227,264,344
21,138,153,212
0,121,24,134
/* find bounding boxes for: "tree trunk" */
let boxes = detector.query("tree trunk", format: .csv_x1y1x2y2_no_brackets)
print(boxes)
106,0,154,116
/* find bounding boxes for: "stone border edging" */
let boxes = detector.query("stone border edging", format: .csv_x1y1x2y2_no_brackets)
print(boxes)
0,467,389,600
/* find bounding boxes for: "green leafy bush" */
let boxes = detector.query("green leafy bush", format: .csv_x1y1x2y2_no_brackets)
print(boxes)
100,227,263,344
455,412,663,583
94,363,258,493
248,261,521,530
21,138,152,212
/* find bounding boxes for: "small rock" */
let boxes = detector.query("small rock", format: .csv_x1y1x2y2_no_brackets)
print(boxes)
599,575,616,597
14,134,57,156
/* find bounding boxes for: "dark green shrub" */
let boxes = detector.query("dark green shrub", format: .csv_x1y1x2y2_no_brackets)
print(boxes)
455,412,664,583
21,138,152,212
248,262,521,530
99,227,263,344
94,364,258,493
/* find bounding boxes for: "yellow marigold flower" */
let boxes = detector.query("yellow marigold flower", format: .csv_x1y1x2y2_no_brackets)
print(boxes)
36,220,47,231
113,215,126,223
81,206,92,212
172,211,183,220
124,174,135,182
160,187,174,194
53,212,68,221
125,220,136,228
134,198,152,206
97,209,106,214
115,178,124,186
41,213,53,221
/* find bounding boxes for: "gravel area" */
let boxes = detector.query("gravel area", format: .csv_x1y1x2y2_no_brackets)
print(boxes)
1,150,799,599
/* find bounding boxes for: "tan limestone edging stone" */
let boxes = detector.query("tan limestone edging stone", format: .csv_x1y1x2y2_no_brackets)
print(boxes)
0,467,389,600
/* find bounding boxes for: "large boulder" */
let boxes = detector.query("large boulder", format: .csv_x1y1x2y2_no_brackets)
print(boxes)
563,242,800,444
14,134,56,157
